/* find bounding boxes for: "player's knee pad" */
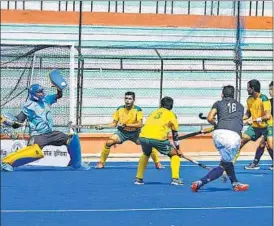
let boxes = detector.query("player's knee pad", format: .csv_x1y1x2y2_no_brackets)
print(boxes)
67,133,82,168
2,144,44,167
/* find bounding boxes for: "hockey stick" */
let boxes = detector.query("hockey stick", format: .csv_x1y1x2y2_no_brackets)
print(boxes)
177,127,214,169
194,114,227,183
178,127,214,140
198,113,207,120
181,153,227,183
181,154,211,170
71,124,97,130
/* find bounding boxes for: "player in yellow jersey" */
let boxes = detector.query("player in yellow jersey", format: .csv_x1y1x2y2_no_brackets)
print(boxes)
233,80,272,166
245,81,273,170
134,96,183,186
95,91,164,169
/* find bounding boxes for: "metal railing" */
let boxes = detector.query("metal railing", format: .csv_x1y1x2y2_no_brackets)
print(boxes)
1,1,272,16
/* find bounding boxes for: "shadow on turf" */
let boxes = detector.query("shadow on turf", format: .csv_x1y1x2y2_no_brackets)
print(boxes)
198,187,232,192
13,167,91,172
145,181,171,185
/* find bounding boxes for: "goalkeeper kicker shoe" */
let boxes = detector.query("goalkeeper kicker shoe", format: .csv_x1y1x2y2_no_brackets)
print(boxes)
1,162,14,172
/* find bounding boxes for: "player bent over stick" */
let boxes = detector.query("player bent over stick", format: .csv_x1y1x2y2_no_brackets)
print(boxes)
95,91,164,169
191,85,249,192
134,96,183,186
1,70,90,172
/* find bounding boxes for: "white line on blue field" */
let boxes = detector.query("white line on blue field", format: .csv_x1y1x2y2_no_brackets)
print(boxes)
2,206,273,213
91,163,272,168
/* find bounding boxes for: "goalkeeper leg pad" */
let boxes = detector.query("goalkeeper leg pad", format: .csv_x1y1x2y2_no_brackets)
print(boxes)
2,144,44,167
67,133,90,170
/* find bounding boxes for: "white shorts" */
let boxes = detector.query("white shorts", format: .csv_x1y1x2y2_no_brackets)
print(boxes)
213,129,241,162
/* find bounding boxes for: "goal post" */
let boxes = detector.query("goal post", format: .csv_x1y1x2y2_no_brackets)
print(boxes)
0,43,76,131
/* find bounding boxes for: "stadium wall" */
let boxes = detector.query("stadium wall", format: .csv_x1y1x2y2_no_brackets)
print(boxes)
1,10,272,29
78,133,262,156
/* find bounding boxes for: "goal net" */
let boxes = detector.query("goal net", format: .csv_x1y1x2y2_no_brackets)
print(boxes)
0,44,75,135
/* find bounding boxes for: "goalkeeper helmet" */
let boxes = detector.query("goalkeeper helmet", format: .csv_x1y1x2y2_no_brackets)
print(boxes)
29,84,45,102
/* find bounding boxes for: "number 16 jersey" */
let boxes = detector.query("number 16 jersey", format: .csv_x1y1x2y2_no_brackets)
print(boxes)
212,98,244,136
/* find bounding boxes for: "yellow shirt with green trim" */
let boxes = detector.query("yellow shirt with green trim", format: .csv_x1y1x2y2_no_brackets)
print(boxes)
113,105,143,132
140,107,179,140
247,93,273,128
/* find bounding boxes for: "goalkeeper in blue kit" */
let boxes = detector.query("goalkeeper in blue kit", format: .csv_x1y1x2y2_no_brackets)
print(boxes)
1,71,89,171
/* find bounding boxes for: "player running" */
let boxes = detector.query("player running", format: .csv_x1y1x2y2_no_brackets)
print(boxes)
191,85,249,192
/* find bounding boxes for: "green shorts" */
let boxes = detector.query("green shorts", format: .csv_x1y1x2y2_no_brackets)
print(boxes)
139,137,173,156
244,126,268,141
115,130,140,144
266,126,273,138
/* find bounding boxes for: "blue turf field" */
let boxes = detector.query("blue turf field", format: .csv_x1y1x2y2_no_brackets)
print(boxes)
1,161,273,226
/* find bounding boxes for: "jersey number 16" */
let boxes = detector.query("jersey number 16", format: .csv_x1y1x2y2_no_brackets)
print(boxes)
227,102,237,113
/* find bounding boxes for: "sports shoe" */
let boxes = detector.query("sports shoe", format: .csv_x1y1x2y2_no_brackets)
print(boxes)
1,162,14,172
233,182,249,191
69,162,91,171
171,178,184,186
134,178,144,185
270,165,273,170
155,162,165,169
191,181,203,192
95,162,104,169
78,162,91,171
244,163,260,170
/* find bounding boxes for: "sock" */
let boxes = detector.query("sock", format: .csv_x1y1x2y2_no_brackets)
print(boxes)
150,148,160,164
267,147,273,159
100,145,110,164
170,155,180,179
253,146,265,164
136,154,149,179
223,162,238,184
200,166,224,185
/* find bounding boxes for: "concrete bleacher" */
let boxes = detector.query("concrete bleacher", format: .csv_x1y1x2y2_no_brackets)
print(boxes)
1,23,272,132
1,24,273,50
